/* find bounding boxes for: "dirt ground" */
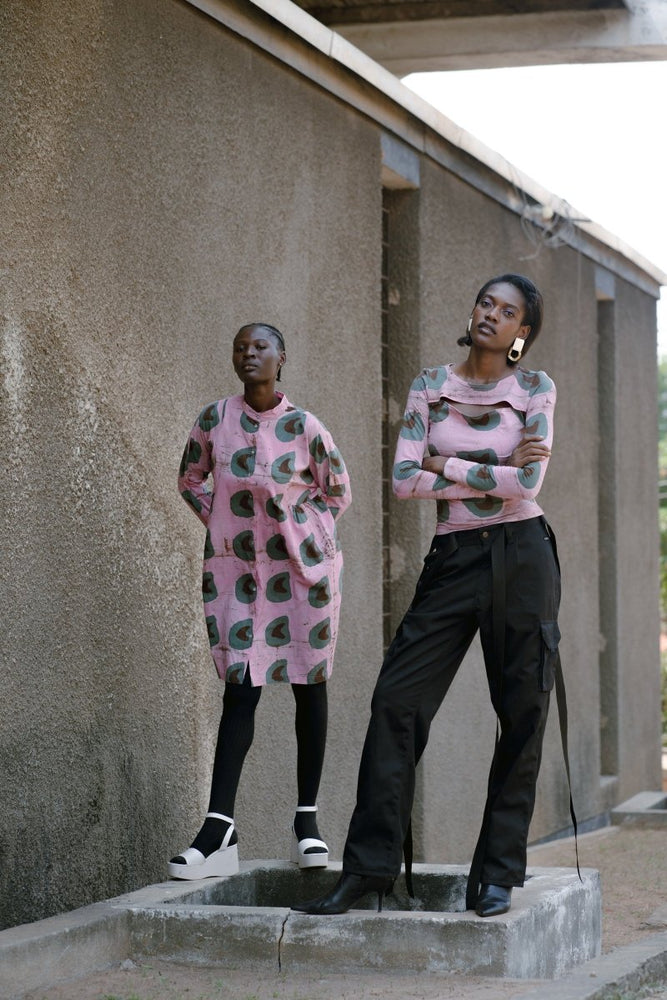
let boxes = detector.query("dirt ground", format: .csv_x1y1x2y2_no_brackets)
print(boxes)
528,824,667,952
19,825,667,1000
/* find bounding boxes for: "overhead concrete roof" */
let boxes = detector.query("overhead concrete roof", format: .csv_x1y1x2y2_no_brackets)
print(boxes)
291,0,667,73
185,0,666,290
295,1,629,27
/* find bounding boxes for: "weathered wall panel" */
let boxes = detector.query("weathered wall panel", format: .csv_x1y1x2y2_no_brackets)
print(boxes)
0,0,382,929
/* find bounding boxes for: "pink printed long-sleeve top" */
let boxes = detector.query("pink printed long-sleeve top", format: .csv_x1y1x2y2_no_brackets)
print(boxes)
393,363,556,532
178,392,351,686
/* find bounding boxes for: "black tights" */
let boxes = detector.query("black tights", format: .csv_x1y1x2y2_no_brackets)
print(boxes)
189,673,327,856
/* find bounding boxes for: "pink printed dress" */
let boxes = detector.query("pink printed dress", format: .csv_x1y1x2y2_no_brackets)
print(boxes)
178,393,351,686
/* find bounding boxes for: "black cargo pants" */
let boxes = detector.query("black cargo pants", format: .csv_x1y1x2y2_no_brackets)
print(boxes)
342,516,561,906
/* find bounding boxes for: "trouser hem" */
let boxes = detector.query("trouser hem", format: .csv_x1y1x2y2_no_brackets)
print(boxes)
479,875,524,888
343,865,399,879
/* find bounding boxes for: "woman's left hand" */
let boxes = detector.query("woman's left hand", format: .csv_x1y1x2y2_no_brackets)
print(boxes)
422,455,446,474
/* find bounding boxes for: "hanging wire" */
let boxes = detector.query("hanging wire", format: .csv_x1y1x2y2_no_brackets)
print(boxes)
519,202,581,260
499,154,591,260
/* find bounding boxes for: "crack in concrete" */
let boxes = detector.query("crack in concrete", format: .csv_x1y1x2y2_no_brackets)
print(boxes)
277,911,290,971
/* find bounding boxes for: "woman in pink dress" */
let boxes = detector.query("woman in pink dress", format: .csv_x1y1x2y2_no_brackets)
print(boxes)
169,323,351,879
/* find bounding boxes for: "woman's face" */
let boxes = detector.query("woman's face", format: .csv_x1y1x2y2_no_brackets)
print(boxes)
232,326,285,386
470,282,531,353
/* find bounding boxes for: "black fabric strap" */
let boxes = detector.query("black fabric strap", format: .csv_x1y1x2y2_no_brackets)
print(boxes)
465,529,506,909
555,657,581,880
465,670,580,908
543,519,581,881
466,520,580,908
403,820,415,898
465,789,494,909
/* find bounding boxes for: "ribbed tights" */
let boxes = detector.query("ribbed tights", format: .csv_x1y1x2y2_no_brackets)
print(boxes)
187,673,327,858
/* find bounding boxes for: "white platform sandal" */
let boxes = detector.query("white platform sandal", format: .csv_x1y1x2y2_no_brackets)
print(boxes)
290,805,329,869
168,812,239,880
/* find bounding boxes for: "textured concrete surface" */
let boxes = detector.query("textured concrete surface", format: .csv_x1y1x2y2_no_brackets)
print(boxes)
0,861,600,997
280,868,599,978
611,791,667,828
1,0,662,935
516,932,667,1000
0,0,381,931
7,825,667,1000
0,903,130,1000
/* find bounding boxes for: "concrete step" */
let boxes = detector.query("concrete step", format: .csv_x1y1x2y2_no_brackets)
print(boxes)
0,860,601,998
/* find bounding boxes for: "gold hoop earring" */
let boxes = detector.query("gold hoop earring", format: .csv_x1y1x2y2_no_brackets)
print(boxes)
507,337,525,363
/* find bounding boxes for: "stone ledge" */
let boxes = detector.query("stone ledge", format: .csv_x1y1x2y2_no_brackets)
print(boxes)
0,903,130,1000
125,860,600,978
0,861,601,997
611,791,667,828
511,930,667,1000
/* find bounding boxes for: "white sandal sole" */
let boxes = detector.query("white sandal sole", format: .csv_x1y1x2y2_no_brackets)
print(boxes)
290,832,329,869
168,843,239,880
168,812,239,880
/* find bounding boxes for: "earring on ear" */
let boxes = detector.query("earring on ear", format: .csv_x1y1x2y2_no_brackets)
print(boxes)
507,337,525,363
463,315,473,345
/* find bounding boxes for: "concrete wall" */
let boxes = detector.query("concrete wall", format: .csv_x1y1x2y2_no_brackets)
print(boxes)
0,0,661,929
612,281,662,797
0,0,383,930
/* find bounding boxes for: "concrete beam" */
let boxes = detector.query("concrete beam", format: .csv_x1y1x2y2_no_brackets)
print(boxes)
298,1,629,28
334,2,667,73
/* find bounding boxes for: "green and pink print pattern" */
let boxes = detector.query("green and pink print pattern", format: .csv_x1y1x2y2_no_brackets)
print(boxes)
179,393,350,686
393,363,556,533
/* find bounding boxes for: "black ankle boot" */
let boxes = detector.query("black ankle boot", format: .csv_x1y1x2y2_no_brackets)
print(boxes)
475,883,512,917
291,872,394,914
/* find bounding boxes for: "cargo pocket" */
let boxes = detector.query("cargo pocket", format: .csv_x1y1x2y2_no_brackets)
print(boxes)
539,621,561,692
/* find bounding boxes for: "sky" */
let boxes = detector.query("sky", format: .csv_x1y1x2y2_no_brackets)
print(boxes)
403,62,667,355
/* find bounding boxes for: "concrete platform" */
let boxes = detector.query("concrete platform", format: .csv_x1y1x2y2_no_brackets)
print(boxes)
0,861,600,997
515,932,667,1000
611,791,667,828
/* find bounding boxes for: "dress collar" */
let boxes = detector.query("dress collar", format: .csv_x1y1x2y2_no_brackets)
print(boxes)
240,391,291,421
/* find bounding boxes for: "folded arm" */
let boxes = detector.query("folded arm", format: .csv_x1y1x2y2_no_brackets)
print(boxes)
442,390,555,500
392,378,487,501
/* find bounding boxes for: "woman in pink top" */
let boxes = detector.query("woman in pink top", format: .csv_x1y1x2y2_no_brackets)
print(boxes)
294,274,565,918
169,323,350,879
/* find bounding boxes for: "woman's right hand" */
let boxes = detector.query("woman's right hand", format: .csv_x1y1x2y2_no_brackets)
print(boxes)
508,434,551,468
